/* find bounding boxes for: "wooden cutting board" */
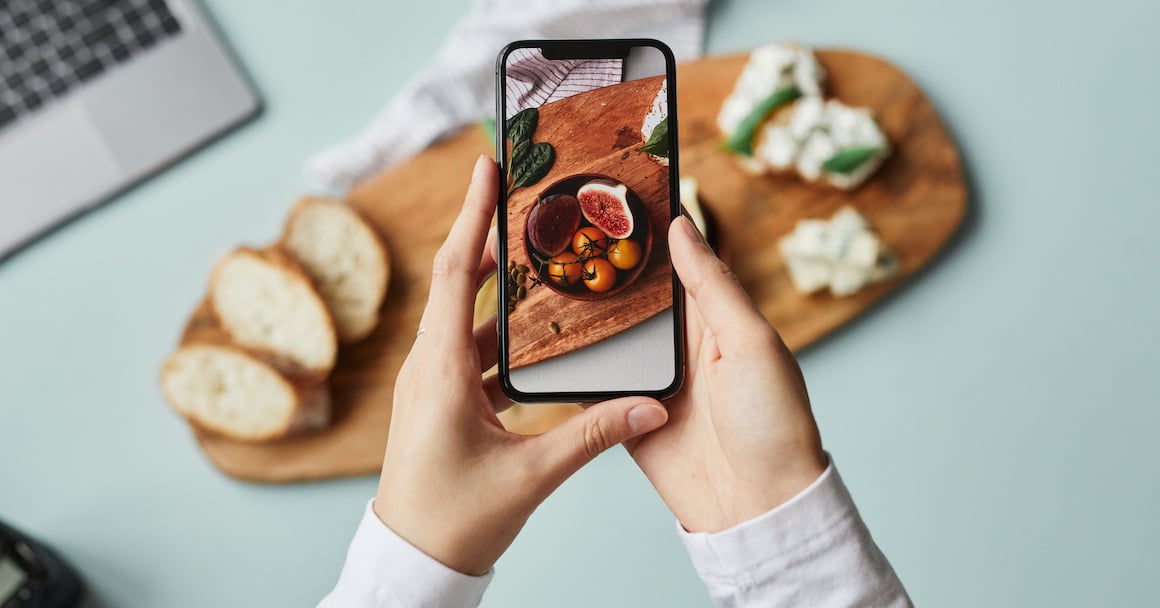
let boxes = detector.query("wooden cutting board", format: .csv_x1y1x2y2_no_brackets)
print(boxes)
505,74,672,369
193,49,966,483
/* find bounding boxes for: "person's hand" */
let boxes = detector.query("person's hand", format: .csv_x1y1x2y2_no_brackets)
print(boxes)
373,156,670,575
625,216,828,534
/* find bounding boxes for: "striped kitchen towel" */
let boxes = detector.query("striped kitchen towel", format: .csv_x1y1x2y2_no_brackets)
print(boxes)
503,47,623,119
305,0,709,192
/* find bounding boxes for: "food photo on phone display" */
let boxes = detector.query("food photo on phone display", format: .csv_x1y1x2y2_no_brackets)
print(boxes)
497,42,683,399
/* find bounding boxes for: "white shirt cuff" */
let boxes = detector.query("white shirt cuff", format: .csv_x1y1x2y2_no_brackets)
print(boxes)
677,460,855,577
318,500,493,608
677,457,911,606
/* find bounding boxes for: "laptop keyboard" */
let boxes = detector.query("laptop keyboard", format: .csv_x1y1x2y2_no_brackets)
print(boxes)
0,0,183,132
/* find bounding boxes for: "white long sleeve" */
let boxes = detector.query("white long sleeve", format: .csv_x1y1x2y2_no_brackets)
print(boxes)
318,501,492,608
321,461,909,607
678,461,912,607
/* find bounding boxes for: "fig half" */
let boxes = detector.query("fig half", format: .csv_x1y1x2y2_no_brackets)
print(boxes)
527,193,581,256
577,179,634,239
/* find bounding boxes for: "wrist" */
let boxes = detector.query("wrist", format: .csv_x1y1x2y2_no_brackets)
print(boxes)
682,442,827,533
373,490,501,577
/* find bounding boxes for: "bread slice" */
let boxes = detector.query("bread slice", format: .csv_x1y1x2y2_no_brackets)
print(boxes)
161,343,329,442
281,198,390,343
210,247,337,377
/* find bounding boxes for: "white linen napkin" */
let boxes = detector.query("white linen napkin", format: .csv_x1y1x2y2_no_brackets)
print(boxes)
305,0,709,192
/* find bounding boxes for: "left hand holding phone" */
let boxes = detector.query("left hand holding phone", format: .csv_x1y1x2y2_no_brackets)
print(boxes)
373,155,669,576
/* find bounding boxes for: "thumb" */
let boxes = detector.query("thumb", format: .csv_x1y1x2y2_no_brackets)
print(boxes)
529,398,668,485
669,216,771,353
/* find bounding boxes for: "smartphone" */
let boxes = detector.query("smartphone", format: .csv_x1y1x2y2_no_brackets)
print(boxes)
495,39,684,403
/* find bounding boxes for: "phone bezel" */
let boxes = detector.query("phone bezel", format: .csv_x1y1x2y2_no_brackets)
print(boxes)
494,38,686,404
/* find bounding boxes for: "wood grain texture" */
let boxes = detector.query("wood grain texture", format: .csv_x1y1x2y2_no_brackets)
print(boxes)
191,50,965,482
506,74,672,368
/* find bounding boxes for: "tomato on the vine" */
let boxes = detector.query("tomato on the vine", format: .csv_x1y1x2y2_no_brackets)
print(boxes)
606,238,642,270
547,254,583,287
582,258,617,293
572,227,610,258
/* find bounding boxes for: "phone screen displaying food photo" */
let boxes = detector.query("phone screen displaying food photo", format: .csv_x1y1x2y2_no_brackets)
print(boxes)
497,40,681,399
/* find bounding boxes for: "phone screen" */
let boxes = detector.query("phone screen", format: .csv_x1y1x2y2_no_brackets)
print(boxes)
497,40,682,400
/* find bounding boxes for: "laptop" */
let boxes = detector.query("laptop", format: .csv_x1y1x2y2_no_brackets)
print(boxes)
0,0,260,259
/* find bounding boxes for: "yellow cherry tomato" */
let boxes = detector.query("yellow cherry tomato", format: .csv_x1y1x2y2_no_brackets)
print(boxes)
547,254,583,287
606,238,642,270
582,258,617,293
572,227,610,258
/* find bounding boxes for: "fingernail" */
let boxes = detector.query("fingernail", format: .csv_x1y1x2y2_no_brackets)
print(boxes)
627,404,667,434
678,215,706,245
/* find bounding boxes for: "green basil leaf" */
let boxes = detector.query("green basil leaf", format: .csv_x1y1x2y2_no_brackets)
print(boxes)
822,146,882,174
638,118,669,157
722,86,802,157
506,108,538,144
510,142,554,194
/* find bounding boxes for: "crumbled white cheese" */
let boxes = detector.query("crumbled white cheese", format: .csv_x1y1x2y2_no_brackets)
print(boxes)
778,206,897,297
755,98,890,190
717,43,826,137
641,79,669,166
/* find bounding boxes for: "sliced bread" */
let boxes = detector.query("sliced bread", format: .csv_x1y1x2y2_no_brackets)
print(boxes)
281,198,390,343
161,343,330,442
210,247,337,377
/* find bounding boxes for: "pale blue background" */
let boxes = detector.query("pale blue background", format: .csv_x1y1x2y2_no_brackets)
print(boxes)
2,0,1158,606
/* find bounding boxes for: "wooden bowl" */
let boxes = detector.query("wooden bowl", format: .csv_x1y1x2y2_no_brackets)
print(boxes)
525,173,653,301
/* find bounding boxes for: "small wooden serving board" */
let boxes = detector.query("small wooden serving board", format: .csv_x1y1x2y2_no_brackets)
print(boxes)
193,50,966,483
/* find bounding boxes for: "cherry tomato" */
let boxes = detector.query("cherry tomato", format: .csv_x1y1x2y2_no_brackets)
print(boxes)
582,258,617,293
547,254,583,287
606,238,642,270
572,227,610,258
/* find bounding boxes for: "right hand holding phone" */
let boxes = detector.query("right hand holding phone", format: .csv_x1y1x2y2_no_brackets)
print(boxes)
626,217,829,533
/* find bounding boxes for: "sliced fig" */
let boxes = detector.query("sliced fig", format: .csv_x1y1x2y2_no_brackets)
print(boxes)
527,193,581,256
577,179,634,239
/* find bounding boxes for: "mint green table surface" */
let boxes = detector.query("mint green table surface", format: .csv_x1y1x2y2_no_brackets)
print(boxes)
2,1,1157,606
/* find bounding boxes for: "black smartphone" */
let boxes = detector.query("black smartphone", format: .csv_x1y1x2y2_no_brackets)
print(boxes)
495,39,684,403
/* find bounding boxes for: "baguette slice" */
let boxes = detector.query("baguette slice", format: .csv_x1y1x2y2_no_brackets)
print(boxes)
161,343,329,442
210,247,337,377
282,198,390,343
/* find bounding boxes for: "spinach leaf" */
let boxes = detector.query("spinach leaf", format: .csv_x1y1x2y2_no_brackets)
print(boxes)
822,146,882,174
638,118,669,157
510,138,530,166
509,142,554,194
722,86,802,156
506,108,538,145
